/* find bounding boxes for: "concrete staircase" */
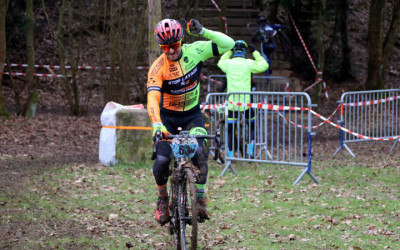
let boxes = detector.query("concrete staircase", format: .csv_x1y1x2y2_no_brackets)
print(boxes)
199,0,292,77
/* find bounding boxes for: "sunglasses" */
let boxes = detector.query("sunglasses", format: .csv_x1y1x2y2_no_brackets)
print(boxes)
160,40,182,52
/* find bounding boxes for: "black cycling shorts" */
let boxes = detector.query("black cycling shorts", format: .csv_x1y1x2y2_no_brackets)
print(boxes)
157,109,206,157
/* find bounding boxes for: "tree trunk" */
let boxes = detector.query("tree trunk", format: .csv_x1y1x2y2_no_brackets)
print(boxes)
339,0,351,81
383,0,400,63
311,0,326,103
148,0,162,65
365,0,385,90
23,0,37,117
365,0,400,90
0,0,10,118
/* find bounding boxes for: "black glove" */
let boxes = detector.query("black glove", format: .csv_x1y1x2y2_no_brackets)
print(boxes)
187,19,205,36
248,44,256,53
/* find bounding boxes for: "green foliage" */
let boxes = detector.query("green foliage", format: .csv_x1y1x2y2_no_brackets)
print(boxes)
1,153,399,249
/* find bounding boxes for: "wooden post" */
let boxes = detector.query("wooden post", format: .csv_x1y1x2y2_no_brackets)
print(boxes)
0,0,10,117
148,0,162,65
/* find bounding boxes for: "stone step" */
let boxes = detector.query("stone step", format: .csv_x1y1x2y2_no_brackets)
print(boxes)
200,8,259,18
202,17,256,27
270,60,291,70
199,2,292,72
200,0,257,9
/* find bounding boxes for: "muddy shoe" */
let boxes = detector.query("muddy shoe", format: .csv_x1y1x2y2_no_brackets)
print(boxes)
196,196,210,222
155,196,170,225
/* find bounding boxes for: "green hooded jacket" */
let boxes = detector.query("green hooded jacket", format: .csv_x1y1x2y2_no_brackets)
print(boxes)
217,50,269,111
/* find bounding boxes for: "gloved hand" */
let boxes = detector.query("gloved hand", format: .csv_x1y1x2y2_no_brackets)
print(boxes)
152,122,169,137
248,44,256,53
186,19,205,36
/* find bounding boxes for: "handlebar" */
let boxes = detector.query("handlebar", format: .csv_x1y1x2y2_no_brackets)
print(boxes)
151,129,221,161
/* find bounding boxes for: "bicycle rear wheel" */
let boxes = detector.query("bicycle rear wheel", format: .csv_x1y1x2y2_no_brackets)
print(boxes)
184,167,198,249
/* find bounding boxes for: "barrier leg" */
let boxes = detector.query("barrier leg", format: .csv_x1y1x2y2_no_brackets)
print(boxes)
293,167,320,185
294,132,319,185
390,139,399,152
333,121,355,157
333,143,355,157
258,145,273,160
220,159,237,176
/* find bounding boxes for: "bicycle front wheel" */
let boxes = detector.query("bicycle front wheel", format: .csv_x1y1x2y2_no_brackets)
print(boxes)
184,167,198,249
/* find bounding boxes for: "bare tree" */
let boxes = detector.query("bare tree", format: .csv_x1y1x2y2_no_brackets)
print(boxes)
0,0,10,118
22,0,36,117
365,0,400,90
311,0,326,103
92,0,148,106
148,0,162,65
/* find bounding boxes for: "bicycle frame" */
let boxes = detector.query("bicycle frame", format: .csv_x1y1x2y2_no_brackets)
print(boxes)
247,20,283,77
151,130,221,249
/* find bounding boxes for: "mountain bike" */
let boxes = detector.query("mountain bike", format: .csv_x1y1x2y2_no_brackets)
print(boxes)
151,129,221,249
246,17,289,76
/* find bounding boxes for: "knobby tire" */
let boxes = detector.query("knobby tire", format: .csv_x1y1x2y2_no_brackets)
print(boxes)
169,178,181,250
184,167,198,249
178,179,187,250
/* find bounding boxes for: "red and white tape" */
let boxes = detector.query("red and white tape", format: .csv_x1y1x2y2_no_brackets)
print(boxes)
289,14,329,100
309,108,400,141
202,100,399,140
228,101,307,111
343,95,399,107
200,74,224,85
200,103,225,111
4,63,148,70
289,14,317,73
3,63,149,78
3,72,71,78
210,0,228,34
275,103,340,129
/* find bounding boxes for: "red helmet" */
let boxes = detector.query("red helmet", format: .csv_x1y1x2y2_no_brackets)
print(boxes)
154,19,183,45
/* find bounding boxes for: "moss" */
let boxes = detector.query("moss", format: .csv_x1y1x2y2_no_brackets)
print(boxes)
115,109,152,165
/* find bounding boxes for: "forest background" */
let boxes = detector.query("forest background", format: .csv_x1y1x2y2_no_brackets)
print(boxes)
0,0,399,118
0,0,399,248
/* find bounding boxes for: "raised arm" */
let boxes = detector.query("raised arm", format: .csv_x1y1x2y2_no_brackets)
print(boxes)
249,50,269,74
186,19,234,55
217,50,233,72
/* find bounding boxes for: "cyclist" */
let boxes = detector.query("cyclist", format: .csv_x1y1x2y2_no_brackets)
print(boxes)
147,18,234,225
252,16,283,76
217,40,269,158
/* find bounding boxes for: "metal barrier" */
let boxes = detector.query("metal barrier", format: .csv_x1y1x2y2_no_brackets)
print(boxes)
204,91,319,185
203,93,228,158
206,75,290,93
333,89,400,157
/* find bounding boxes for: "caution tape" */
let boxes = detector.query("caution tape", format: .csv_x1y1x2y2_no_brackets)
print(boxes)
343,95,399,107
209,0,228,34
200,74,224,85
309,108,400,141
202,100,399,140
200,103,225,111
289,14,329,100
274,103,340,129
103,124,210,130
103,100,399,140
103,125,152,130
4,63,149,70
228,101,308,111
3,63,149,78
3,72,71,78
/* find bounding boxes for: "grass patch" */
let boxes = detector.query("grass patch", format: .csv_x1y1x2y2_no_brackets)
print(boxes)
1,153,399,249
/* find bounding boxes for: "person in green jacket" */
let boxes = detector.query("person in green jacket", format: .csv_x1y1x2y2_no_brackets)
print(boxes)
217,40,269,157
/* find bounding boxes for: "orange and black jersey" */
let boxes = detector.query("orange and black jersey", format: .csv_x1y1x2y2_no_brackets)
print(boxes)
147,29,235,124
